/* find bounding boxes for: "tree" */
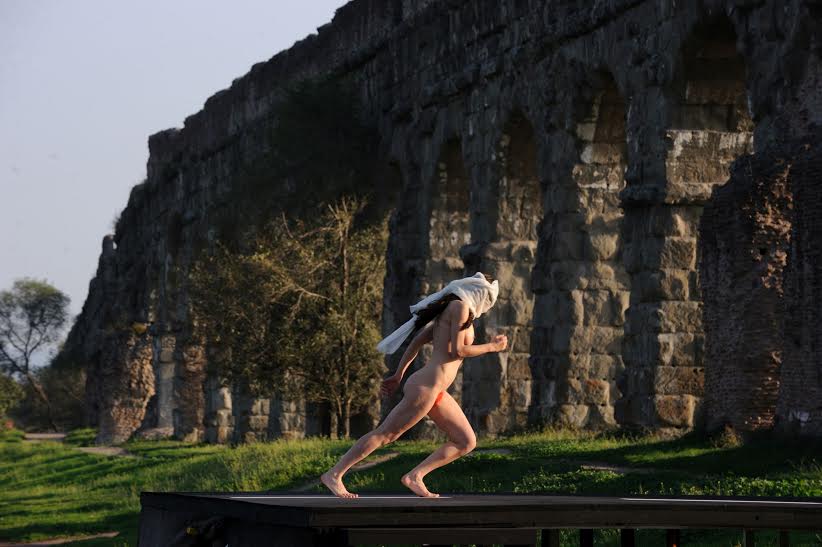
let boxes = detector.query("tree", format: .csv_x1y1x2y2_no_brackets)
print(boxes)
0,278,71,431
9,361,86,431
0,374,24,420
190,195,388,438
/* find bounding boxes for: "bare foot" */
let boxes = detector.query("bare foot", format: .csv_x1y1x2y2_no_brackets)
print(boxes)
320,470,358,498
401,472,439,498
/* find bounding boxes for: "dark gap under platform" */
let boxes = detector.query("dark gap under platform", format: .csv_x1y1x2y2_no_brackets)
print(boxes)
139,492,822,546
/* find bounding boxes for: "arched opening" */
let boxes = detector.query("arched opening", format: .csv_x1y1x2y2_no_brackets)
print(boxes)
619,16,756,435
660,16,755,434
398,139,472,440
425,138,472,292
463,110,542,436
533,72,630,430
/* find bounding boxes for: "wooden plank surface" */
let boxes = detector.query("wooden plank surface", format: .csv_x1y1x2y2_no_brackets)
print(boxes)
140,492,822,530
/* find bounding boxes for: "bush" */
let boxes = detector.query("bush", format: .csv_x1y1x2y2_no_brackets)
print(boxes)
710,423,744,449
0,374,24,419
9,365,86,432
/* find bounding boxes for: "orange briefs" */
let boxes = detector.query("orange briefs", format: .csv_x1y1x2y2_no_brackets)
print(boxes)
432,391,445,407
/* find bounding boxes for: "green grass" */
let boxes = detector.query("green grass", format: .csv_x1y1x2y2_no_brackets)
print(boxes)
1,426,821,546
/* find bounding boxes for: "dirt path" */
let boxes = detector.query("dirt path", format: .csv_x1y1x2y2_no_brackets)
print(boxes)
0,531,119,546
21,433,66,442
560,459,703,479
22,433,137,458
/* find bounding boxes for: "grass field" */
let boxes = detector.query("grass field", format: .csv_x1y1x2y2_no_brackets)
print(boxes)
2,426,822,546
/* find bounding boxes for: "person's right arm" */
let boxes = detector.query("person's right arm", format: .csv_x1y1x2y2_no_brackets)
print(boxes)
448,301,507,359
393,321,434,379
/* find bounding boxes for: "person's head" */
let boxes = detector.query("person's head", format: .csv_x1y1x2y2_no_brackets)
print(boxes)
411,271,497,333
413,292,472,332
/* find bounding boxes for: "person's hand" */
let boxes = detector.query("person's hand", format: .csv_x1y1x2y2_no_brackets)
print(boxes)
491,334,508,352
379,374,402,397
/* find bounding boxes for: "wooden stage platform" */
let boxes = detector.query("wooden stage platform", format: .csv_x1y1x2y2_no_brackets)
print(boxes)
139,491,822,546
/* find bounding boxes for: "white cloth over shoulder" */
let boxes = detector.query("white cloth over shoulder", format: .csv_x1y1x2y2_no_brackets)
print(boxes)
376,272,499,355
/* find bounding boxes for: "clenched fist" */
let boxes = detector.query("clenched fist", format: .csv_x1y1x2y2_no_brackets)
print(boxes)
491,334,508,352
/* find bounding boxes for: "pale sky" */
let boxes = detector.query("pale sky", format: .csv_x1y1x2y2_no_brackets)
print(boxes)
0,0,347,366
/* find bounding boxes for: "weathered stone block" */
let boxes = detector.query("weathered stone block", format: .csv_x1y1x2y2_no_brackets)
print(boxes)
654,395,696,427
556,404,590,428
215,426,231,444
582,289,626,326
579,142,624,165
647,207,701,237
658,333,697,366
551,232,585,260
634,269,690,302
512,379,532,410
534,290,582,326
215,409,232,427
507,326,533,354
548,261,585,290
504,292,535,326
507,353,532,380
568,326,622,355
247,415,269,430
589,354,624,380
580,262,631,291
566,352,592,375
587,402,617,427
250,398,270,416
658,237,697,269
583,231,620,261
614,395,654,427
657,301,703,333
618,364,655,396
213,387,231,410
654,366,705,396
581,378,609,404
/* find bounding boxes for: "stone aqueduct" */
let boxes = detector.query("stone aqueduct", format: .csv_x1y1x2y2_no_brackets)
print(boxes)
58,0,822,444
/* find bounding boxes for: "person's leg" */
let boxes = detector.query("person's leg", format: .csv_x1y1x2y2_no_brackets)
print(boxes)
400,391,476,497
321,385,437,498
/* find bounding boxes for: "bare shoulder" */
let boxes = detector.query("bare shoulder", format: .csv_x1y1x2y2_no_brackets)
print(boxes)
446,299,470,320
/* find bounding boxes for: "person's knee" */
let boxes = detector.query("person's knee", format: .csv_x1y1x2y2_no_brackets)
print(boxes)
373,429,401,446
384,430,404,444
455,434,476,454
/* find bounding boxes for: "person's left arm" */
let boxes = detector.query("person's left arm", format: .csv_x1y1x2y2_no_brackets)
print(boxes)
392,321,434,380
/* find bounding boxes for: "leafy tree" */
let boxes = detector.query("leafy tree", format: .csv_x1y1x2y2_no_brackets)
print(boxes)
190,196,388,438
0,278,70,431
0,374,24,420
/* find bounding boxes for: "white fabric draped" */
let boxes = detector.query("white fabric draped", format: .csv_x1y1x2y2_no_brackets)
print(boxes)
376,272,499,355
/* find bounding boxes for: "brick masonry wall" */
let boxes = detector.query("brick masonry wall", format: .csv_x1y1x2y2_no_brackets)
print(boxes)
699,149,792,434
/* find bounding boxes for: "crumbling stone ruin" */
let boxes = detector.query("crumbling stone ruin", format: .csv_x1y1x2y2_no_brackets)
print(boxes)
57,0,822,444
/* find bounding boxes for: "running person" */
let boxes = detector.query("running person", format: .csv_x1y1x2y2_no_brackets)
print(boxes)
320,272,506,498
